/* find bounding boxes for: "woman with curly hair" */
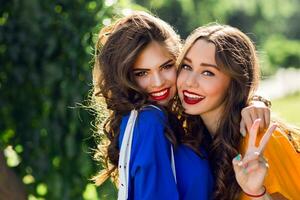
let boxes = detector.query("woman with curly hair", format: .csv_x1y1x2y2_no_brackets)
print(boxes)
176,24,300,199
92,11,213,200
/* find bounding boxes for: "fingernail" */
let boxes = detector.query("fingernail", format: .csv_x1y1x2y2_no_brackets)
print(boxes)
235,154,242,161
240,130,246,137
238,161,243,167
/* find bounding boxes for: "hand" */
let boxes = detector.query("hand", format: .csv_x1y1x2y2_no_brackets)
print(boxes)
240,103,271,137
233,119,277,195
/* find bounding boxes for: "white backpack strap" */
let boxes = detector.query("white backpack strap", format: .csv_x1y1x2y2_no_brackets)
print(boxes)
170,145,177,183
118,107,177,200
118,110,138,200
146,104,161,111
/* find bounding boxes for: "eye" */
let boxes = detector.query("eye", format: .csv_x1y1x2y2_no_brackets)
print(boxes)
161,63,175,70
134,71,148,77
181,64,192,71
202,70,215,76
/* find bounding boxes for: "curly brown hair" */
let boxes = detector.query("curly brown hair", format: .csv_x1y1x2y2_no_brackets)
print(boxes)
91,11,182,185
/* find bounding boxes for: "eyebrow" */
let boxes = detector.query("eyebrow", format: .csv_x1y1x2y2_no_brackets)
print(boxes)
133,59,174,71
183,57,219,69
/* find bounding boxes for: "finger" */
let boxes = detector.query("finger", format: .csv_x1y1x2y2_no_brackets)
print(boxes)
259,123,277,153
240,119,246,137
245,159,269,174
239,151,260,167
250,109,258,127
232,154,243,173
257,110,266,132
244,160,260,173
258,156,270,169
264,108,271,129
248,119,261,149
241,109,253,134
259,156,269,166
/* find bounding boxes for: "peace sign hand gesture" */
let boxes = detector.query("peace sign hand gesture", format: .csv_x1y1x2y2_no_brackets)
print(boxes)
232,119,277,197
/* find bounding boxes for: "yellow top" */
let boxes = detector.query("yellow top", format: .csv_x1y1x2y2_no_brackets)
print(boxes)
240,129,300,199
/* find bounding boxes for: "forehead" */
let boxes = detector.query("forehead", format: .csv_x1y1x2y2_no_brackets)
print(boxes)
185,39,216,63
133,41,173,69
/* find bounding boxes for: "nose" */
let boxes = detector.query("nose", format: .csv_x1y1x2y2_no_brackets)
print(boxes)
185,72,199,88
151,72,165,88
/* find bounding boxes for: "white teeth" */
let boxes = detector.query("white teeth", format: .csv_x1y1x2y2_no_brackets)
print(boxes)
151,89,168,97
183,91,203,99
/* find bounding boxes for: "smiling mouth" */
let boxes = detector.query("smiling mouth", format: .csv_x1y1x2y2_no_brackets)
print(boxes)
183,90,205,104
150,88,170,101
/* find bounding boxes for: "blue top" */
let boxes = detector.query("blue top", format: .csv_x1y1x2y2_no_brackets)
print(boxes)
174,145,213,199
119,106,213,200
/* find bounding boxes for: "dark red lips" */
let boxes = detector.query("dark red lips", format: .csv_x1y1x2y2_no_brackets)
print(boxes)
183,90,204,105
150,88,170,101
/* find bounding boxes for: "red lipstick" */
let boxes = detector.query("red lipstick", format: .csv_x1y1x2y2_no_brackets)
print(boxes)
183,90,205,105
150,88,170,101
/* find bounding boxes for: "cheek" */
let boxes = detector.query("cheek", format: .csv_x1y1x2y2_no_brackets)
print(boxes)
164,68,177,85
135,77,149,91
205,79,229,98
176,71,186,89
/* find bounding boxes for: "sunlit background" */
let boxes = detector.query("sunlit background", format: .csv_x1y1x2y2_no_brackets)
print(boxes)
1,0,299,199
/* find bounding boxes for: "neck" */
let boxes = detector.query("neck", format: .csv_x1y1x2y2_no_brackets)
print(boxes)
200,103,225,137
201,114,219,136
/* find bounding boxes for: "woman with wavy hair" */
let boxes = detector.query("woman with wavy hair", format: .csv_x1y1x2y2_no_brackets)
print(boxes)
91,11,272,199
176,24,300,199
92,11,214,199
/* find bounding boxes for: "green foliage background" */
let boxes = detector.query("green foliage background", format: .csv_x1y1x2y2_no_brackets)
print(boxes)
0,0,116,199
0,0,299,199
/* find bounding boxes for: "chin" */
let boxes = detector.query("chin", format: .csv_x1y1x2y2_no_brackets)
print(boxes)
184,110,199,115
183,106,203,116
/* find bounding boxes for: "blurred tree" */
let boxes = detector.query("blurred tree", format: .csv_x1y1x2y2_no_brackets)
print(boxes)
285,8,300,40
0,0,118,199
133,0,300,73
264,35,300,69
0,151,26,199
134,0,192,37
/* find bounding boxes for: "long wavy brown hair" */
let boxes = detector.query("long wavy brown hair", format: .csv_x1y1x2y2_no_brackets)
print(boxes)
91,11,182,185
177,23,300,199
176,24,260,199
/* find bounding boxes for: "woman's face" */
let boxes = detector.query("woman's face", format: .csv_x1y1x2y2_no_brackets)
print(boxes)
177,39,230,119
132,41,177,106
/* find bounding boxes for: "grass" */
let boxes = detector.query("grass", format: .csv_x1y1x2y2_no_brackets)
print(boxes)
272,92,300,126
